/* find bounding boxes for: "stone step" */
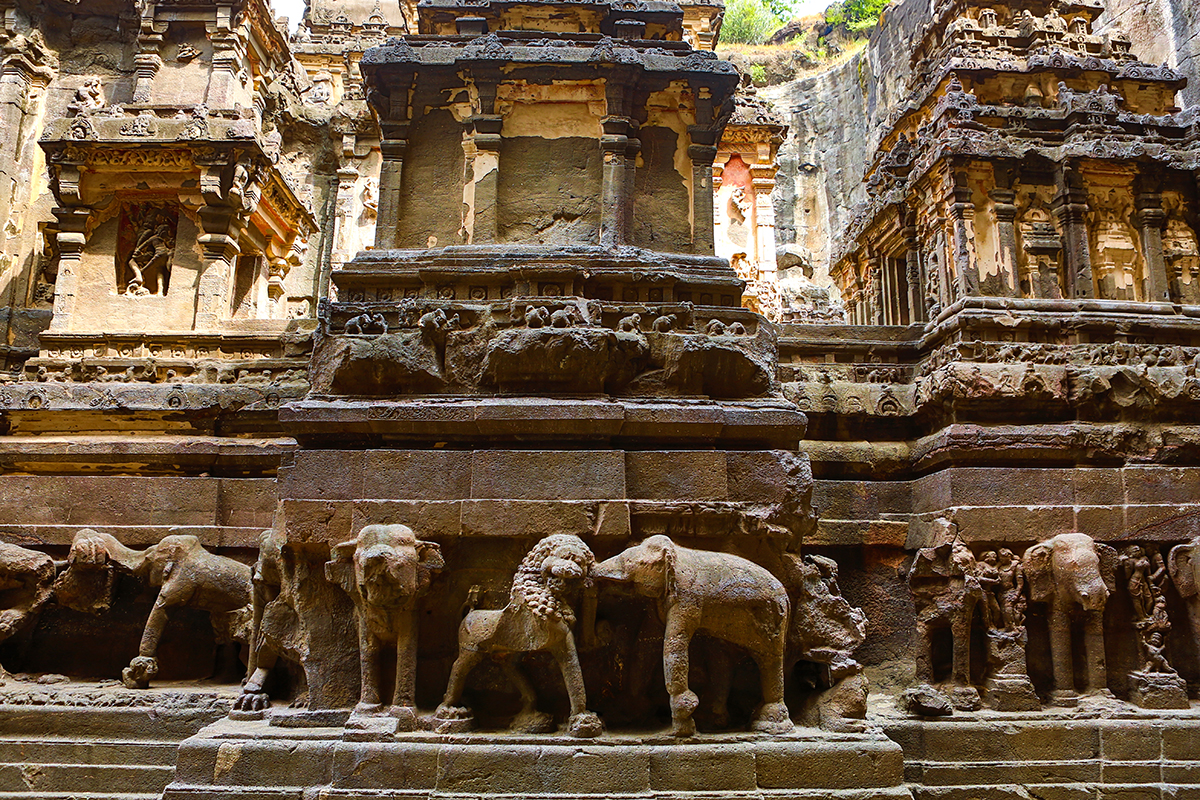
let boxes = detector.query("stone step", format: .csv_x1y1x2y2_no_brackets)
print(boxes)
0,794,160,800
0,762,175,795
909,759,1200,787
0,739,178,767
909,782,1200,800
0,705,225,741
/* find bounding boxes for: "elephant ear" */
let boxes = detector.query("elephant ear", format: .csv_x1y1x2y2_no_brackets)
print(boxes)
324,540,358,597
1096,543,1119,593
1024,543,1053,603
417,540,445,572
1169,543,1199,598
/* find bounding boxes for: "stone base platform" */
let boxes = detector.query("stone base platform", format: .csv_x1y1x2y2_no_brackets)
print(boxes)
162,719,909,800
878,695,1200,800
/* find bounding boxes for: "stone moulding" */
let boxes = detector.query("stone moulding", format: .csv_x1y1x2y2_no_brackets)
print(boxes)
163,719,908,800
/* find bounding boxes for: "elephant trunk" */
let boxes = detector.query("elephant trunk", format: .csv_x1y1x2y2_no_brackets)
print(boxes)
593,555,627,582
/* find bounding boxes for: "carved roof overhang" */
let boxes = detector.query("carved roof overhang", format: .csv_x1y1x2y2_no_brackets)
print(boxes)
915,0,1106,61
884,57,1187,152
361,34,738,126
39,115,317,236
835,118,1200,265
414,0,685,36
147,0,291,60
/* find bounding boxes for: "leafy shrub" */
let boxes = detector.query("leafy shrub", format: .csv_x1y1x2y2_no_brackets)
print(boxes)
824,0,888,31
720,0,783,44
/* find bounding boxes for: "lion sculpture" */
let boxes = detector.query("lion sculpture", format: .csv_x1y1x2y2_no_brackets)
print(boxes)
433,533,603,737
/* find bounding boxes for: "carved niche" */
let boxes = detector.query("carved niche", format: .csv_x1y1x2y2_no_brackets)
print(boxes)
116,204,179,297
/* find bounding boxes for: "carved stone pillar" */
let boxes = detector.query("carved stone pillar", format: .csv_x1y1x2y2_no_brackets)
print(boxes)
600,116,633,247
205,32,245,111
866,251,883,325
949,170,979,297
753,175,777,276
1135,191,1170,302
687,129,718,255
990,188,1019,297
623,125,641,245
463,114,502,245
132,52,162,104
48,207,90,333
904,225,923,323
195,206,242,330
1052,163,1094,299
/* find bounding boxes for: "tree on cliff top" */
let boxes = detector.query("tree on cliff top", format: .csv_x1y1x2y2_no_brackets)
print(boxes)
721,0,784,43
824,0,888,32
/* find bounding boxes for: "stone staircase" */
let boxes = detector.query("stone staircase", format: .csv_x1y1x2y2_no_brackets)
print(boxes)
0,697,228,800
882,704,1200,800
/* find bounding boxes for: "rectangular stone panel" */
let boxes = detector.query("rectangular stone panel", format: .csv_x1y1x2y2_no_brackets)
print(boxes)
626,451,729,500
470,451,625,500
362,451,472,501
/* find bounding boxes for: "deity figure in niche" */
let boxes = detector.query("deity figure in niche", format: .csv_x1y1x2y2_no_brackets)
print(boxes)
1089,191,1139,301
117,204,178,296
1163,214,1199,304
1018,203,1063,299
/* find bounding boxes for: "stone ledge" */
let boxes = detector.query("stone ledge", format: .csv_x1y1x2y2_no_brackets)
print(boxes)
164,722,906,799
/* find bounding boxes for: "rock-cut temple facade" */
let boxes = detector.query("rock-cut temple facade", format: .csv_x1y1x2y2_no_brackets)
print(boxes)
0,0,1198,796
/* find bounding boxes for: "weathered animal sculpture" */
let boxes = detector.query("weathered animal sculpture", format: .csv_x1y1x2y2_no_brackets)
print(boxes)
434,533,603,738
325,524,443,730
594,535,792,737
1024,533,1118,702
1168,536,1200,657
235,525,297,713
0,542,55,682
906,541,985,689
60,530,254,689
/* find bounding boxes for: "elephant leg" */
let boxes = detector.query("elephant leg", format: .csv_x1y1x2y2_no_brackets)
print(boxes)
357,620,383,713
1048,603,1075,698
750,635,791,734
1083,609,1108,695
392,611,417,710
441,649,485,708
663,614,699,737
1188,598,1200,673
915,621,935,683
123,594,172,688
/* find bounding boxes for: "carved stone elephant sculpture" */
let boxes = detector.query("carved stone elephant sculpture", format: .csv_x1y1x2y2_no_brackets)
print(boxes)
325,524,443,728
1167,536,1200,662
59,529,254,689
434,533,603,738
593,535,792,737
1024,532,1118,702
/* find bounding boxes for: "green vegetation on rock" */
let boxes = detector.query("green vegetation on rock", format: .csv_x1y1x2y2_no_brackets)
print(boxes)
720,0,784,44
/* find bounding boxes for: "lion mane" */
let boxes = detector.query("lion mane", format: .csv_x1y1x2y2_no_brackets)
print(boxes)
510,533,595,625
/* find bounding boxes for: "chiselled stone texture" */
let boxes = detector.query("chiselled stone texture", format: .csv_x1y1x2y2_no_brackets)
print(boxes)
2,0,1200,793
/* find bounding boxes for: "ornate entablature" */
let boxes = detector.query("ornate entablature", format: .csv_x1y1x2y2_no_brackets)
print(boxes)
831,0,1200,329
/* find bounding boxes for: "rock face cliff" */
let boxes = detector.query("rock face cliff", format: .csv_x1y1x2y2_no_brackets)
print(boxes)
767,0,1200,284
764,0,927,284
1098,0,1200,107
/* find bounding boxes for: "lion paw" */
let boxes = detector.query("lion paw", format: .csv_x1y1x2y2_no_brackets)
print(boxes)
234,691,271,712
121,657,158,689
567,711,604,738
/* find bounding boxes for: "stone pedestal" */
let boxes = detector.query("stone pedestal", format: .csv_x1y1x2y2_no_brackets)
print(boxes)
1128,671,1189,709
984,676,1041,712
163,719,910,800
